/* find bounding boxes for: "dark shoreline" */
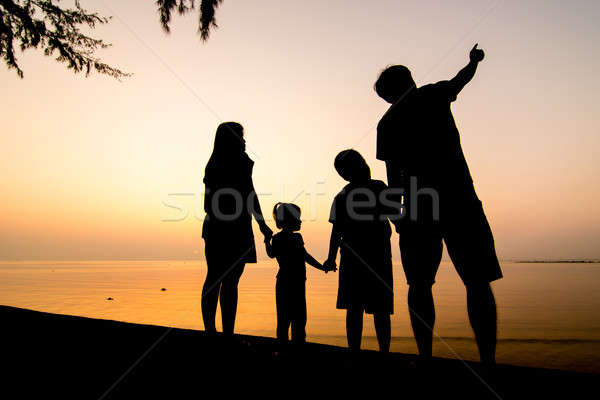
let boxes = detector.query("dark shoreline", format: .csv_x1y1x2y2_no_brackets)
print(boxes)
2,305,595,399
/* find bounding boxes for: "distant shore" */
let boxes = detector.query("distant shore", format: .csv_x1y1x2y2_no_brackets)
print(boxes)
1,305,595,399
515,260,600,264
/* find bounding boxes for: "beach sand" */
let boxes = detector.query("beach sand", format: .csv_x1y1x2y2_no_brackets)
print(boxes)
2,305,594,399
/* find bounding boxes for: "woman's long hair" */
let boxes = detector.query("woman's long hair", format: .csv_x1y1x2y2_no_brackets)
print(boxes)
212,122,244,156
204,122,252,187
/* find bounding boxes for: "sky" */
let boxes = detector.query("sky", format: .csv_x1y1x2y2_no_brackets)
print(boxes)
1,0,599,260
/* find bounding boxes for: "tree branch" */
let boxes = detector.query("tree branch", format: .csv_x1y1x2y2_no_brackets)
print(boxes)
0,0,130,79
156,0,223,41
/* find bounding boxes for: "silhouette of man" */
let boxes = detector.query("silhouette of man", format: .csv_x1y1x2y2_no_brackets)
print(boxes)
375,44,502,364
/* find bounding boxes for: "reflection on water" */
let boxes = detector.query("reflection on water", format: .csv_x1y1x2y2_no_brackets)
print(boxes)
1,261,599,373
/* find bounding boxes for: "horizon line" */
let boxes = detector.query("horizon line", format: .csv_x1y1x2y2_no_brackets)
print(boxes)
1,258,599,263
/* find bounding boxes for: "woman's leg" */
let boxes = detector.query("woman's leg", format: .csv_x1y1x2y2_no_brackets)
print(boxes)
374,312,391,353
219,262,245,337
201,265,222,333
408,283,435,358
346,307,364,351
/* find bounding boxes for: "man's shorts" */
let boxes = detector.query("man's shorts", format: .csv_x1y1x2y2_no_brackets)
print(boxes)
398,196,503,286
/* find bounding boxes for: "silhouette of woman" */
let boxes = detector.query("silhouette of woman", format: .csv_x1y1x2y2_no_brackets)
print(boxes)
202,122,273,336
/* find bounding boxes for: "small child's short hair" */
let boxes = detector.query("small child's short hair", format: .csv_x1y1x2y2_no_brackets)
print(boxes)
273,202,301,229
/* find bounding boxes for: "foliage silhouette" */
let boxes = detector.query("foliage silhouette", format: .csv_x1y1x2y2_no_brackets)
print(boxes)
0,0,130,79
157,0,223,41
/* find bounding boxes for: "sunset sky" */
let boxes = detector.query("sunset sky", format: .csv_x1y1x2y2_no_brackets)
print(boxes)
1,0,599,260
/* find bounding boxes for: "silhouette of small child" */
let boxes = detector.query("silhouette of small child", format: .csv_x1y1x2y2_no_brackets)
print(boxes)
324,149,394,353
265,203,335,347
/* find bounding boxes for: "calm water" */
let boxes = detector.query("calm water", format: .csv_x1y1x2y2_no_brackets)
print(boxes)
1,260,599,373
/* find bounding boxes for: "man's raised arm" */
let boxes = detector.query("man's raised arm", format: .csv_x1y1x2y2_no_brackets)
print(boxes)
448,43,485,97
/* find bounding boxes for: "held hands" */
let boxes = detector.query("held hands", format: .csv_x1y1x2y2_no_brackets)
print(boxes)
323,258,338,273
259,222,273,241
469,43,485,63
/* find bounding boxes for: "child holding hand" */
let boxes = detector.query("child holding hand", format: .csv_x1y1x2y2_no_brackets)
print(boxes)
324,149,394,353
266,202,335,347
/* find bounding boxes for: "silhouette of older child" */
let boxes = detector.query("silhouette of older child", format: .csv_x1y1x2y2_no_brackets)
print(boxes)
324,150,394,353
266,203,335,347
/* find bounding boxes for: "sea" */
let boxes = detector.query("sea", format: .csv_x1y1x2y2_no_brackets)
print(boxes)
1,260,599,373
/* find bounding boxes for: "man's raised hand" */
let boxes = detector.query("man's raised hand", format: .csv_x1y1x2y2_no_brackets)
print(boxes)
470,43,485,63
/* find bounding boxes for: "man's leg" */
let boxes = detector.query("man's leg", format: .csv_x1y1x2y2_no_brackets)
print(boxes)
445,199,501,365
466,282,497,364
277,319,290,346
407,283,435,359
400,224,442,360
